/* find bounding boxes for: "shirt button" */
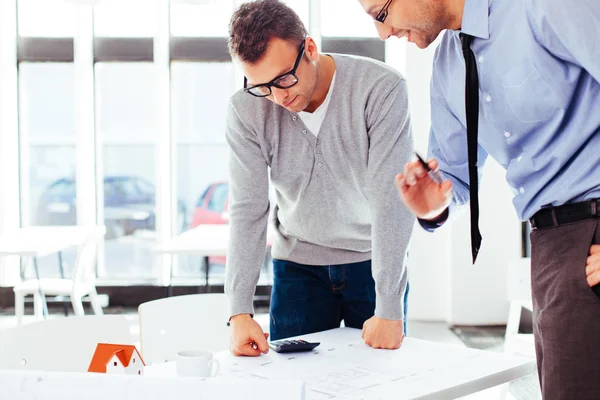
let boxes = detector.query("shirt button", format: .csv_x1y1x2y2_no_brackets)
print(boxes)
478,56,484,63
504,131,511,138
519,187,525,194
302,130,307,135
318,162,323,167
485,95,492,102
292,116,298,121
316,139,320,145
318,152,322,156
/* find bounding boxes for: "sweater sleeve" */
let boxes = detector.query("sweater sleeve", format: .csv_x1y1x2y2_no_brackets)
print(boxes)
224,101,270,318
365,78,416,321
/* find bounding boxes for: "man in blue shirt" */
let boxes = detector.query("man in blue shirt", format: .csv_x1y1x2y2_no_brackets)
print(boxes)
359,0,600,397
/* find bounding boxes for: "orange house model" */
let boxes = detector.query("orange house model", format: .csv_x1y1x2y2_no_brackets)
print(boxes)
88,343,146,375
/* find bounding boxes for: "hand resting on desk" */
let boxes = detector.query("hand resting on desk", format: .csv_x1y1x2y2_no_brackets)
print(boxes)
362,316,404,350
229,314,270,357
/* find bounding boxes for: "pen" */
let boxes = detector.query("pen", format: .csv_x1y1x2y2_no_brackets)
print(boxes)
415,152,443,184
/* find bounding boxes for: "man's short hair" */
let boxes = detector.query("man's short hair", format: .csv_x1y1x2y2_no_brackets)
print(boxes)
228,0,308,64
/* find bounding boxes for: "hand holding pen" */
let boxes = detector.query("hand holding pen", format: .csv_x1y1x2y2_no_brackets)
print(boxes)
414,152,443,184
394,152,454,221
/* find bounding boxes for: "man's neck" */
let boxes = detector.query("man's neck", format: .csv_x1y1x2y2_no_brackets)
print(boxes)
305,54,336,113
449,0,466,30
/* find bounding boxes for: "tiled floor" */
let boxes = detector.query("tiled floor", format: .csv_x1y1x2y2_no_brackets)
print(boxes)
0,307,532,399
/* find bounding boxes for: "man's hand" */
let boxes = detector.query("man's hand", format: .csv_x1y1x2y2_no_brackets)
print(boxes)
362,316,404,350
395,158,453,220
229,314,270,357
586,244,600,287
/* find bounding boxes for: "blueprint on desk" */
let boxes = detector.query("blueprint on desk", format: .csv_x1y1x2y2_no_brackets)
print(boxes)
214,327,535,400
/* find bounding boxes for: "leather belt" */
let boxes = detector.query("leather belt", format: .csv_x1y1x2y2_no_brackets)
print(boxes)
530,199,600,230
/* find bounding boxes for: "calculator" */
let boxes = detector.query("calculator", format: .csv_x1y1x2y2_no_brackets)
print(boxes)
268,339,321,353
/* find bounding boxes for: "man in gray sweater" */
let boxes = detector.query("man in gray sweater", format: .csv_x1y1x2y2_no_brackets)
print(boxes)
225,0,415,357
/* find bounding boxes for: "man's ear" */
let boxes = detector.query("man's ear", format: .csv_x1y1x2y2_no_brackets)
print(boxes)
304,36,319,61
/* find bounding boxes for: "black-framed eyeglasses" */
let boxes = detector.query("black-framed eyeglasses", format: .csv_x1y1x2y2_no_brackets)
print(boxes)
244,40,306,98
375,0,393,23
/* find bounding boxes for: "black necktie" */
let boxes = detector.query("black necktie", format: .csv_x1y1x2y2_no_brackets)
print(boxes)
461,33,482,264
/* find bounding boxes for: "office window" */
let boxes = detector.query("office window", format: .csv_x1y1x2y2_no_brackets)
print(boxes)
18,63,78,277
171,1,308,37
207,184,228,213
171,62,231,279
95,63,158,279
320,0,377,37
171,1,232,37
319,0,384,62
18,0,77,38
284,1,310,28
94,0,158,38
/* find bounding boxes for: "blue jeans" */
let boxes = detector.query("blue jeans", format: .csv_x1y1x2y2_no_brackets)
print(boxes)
269,259,409,341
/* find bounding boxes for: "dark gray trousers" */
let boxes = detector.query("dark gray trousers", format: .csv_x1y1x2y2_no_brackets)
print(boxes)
530,218,600,399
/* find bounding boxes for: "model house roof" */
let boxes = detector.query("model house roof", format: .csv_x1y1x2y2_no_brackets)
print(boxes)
88,343,145,373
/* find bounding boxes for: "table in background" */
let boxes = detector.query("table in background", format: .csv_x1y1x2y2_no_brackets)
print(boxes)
155,224,274,295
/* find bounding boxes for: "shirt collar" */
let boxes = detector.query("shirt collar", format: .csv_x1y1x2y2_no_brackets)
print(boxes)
460,0,491,39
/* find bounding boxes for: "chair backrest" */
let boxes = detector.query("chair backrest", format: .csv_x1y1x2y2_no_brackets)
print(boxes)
0,315,133,372
138,294,230,364
72,226,106,291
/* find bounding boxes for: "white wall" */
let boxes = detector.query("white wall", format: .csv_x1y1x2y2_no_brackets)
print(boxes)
447,159,521,325
402,39,453,322
401,37,522,325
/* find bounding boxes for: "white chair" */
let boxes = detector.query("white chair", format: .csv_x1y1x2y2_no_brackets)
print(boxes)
505,257,535,358
0,315,133,372
138,294,230,364
13,226,106,324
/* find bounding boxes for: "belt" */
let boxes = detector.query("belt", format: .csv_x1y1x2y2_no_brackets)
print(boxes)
530,199,600,230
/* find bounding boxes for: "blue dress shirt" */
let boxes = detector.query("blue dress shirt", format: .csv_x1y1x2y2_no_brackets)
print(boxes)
428,0,600,222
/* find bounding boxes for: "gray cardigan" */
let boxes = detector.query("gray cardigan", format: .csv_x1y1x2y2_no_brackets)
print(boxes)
225,53,415,321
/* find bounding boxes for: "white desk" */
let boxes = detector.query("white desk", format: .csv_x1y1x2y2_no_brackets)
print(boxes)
146,327,535,400
0,226,96,258
0,370,305,400
154,225,231,257
155,224,274,293
0,226,101,316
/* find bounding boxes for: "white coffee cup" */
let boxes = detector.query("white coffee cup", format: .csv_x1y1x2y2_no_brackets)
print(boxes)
176,350,220,378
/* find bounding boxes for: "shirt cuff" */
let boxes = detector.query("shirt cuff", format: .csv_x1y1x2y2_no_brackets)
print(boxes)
417,207,449,232
375,293,405,321
227,291,255,320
